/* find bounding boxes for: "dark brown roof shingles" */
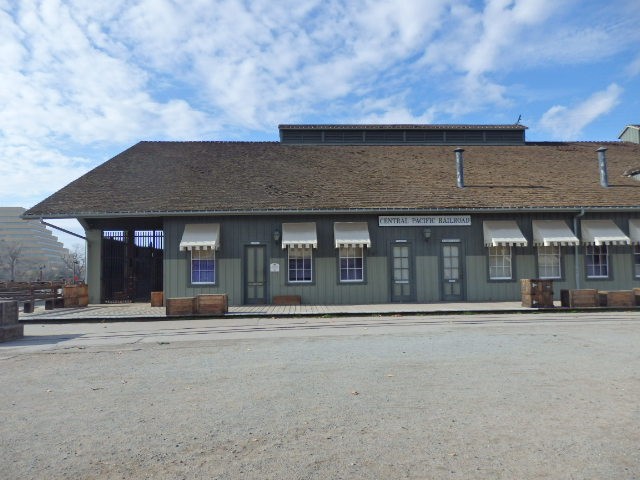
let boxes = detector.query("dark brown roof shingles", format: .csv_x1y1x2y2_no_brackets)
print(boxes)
24,141,640,217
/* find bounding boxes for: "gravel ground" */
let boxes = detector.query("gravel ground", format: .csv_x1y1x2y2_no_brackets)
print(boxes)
1,317,640,479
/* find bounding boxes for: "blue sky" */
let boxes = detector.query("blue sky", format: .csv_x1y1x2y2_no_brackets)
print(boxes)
2,0,640,247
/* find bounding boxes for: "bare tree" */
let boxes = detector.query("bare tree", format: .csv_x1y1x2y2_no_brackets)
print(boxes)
0,241,23,282
61,244,86,283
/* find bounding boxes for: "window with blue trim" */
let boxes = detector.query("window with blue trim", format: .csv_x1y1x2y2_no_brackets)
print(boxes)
339,246,364,282
191,249,215,284
585,245,608,278
288,247,312,283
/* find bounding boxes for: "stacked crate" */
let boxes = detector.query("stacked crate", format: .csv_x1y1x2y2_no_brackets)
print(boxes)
521,279,554,308
560,289,598,308
598,290,635,307
166,294,228,316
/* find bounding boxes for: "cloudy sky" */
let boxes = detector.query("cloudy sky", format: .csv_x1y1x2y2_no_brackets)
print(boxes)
2,0,640,247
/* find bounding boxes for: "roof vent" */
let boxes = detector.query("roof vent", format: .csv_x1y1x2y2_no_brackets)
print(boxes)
597,147,608,188
454,148,465,188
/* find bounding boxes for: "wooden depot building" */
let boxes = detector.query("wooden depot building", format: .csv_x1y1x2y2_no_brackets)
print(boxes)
23,124,640,306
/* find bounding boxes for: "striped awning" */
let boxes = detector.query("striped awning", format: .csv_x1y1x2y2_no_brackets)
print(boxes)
532,220,579,246
629,219,640,244
483,221,528,247
281,222,318,249
179,223,220,251
581,220,630,246
334,222,371,248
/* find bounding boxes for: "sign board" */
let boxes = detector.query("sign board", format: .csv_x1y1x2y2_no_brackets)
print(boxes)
270,263,280,273
379,215,471,227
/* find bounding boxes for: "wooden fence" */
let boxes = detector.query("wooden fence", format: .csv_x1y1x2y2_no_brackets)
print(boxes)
0,281,65,312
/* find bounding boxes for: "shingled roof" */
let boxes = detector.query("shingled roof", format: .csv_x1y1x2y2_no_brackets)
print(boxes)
23,141,640,219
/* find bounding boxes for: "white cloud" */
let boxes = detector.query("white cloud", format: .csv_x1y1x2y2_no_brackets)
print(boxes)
0,141,92,207
539,84,623,139
1,0,640,211
111,0,451,129
627,54,640,78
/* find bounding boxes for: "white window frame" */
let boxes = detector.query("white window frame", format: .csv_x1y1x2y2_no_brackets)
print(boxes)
191,249,216,284
537,245,561,279
339,246,364,282
288,246,313,283
635,245,640,279
585,245,608,278
488,245,512,280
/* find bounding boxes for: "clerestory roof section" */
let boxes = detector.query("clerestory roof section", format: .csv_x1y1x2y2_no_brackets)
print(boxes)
23,140,640,219
279,124,527,145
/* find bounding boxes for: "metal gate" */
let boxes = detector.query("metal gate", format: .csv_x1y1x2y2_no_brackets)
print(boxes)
102,230,163,303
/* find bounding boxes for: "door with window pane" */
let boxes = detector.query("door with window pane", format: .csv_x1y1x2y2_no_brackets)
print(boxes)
244,245,267,304
441,243,464,301
390,242,414,302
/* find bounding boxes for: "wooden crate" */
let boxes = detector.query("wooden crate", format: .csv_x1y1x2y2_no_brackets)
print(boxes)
63,284,88,307
522,292,554,308
76,284,88,307
273,295,302,306
63,285,78,307
605,290,635,307
634,288,640,306
597,291,609,307
166,297,196,316
520,279,553,295
560,289,598,308
196,294,228,315
150,291,164,307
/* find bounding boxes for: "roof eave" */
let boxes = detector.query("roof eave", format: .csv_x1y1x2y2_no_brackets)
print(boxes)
21,205,640,220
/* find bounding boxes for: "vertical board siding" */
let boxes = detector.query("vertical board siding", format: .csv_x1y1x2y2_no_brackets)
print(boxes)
160,213,640,305
415,256,440,302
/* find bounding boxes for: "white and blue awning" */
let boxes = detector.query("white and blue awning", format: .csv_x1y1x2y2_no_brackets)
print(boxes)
532,220,579,247
334,222,371,248
179,223,221,251
629,219,640,244
581,220,630,246
483,221,528,247
281,222,318,249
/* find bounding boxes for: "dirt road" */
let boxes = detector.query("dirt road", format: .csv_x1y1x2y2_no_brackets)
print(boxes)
1,313,639,479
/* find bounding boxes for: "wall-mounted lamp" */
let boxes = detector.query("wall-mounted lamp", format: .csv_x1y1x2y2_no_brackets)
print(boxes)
273,229,281,243
423,228,432,241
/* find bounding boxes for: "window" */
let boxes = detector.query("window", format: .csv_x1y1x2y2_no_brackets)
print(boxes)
288,246,312,283
392,245,410,284
489,246,512,280
635,245,640,278
537,246,561,279
585,245,608,278
191,249,215,284
339,246,364,282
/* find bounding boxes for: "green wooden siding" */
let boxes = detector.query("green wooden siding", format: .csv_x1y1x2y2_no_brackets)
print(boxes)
154,213,640,305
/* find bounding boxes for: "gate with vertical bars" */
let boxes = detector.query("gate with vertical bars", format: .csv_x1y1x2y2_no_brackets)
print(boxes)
101,230,163,303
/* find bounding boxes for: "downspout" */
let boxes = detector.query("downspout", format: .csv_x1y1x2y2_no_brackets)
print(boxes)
573,208,585,289
39,219,87,240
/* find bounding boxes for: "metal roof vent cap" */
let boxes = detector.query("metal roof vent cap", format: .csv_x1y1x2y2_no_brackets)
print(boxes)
597,147,608,187
454,148,465,188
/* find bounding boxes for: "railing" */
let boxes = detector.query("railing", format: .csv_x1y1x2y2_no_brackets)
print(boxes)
0,281,65,311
